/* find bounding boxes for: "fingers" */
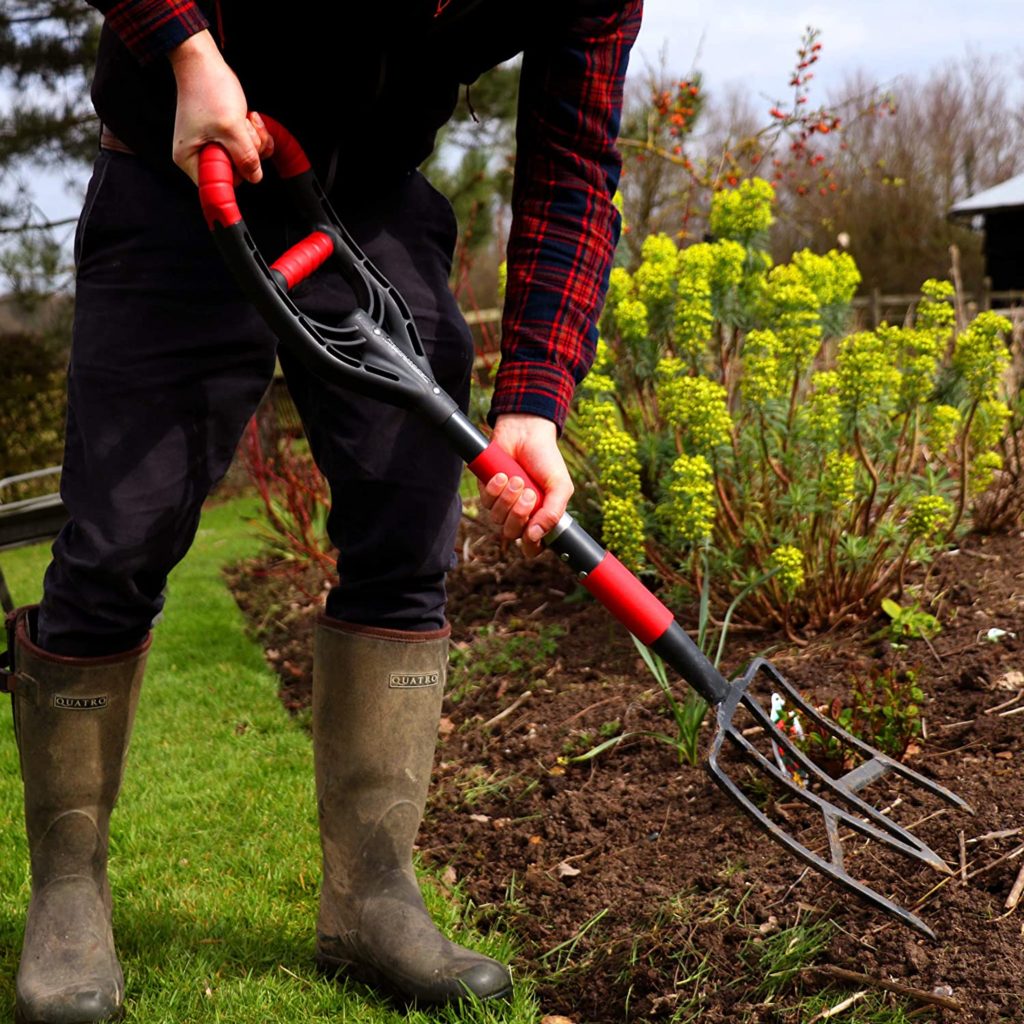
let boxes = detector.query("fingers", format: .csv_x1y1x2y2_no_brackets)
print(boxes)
478,414,575,559
247,111,274,158
477,470,566,559
223,122,264,184
173,122,258,185
480,473,539,543
176,111,275,186
477,467,573,559
523,476,573,557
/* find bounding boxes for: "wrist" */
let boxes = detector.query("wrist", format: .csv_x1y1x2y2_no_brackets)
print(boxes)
168,29,219,75
494,413,556,434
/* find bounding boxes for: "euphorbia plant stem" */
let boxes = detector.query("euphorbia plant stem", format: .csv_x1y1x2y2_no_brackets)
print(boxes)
853,423,880,534
887,410,912,483
782,367,802,450
947,399,979,539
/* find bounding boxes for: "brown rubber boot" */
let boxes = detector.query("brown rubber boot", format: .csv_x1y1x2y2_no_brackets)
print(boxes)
312,617,512,1006
4,607,148,1024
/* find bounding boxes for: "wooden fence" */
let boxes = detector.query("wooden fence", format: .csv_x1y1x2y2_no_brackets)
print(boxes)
462,284,1024,336
852,285,1024,329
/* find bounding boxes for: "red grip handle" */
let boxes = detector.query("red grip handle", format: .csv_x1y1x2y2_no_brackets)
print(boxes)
581,554,674,645
269,231,335,290
467,441,545,505
198,113,311,230
197,144,241,230
260,114,311,179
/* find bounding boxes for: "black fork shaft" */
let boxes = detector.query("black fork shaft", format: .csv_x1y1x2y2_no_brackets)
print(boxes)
439,407,732,705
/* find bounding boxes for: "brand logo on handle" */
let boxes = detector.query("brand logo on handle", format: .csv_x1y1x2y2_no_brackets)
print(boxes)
53,694,108,710
389,672,440,689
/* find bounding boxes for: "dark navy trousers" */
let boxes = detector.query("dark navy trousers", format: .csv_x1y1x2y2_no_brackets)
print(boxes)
37,151,473,656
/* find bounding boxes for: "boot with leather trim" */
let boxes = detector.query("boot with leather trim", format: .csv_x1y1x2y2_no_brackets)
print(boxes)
313,617,512,1005
6,607,148,1024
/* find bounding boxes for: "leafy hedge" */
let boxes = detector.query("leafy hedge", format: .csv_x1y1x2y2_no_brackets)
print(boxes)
0,322,68,499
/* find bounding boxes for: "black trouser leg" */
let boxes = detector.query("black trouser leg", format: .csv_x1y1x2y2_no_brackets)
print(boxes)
281,172,474,631
38,152,278,656
38,155,471,654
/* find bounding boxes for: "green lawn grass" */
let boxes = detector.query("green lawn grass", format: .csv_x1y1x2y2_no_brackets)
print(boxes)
0,497,537,1023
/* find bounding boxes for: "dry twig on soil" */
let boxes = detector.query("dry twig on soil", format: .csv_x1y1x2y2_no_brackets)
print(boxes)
805,965,963,1011
481,690,533,729
1004,862,1024,911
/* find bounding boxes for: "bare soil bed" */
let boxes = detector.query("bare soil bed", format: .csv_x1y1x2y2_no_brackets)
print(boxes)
226,523,1024,1022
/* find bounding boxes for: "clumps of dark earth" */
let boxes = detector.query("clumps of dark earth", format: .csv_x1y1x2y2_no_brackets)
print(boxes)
227,524,1024,1022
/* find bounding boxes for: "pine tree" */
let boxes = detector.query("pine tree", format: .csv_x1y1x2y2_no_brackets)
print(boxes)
421,61,520,256
0,2,99,295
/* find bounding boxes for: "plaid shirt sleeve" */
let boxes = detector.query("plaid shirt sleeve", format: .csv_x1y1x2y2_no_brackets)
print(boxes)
88,0,210,63
489,0,642,432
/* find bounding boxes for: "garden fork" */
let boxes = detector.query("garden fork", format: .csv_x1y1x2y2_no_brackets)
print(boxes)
197,117,970,939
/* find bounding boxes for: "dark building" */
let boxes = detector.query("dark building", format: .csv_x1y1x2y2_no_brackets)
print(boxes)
950,174,1024,292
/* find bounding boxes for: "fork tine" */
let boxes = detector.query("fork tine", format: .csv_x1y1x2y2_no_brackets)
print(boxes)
703,656,971,936
723,699,951,871
707,731,938,939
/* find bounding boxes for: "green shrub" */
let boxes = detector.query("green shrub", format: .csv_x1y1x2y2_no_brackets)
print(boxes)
564,179,1016,634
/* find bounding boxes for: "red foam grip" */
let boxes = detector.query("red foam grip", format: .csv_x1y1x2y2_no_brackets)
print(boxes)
269,231,335,290
197,145,241,230
581,553,674,645
467,442,545,504
261,114,311,179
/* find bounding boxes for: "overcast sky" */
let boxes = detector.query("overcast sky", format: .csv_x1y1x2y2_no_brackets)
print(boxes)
26,1,1024,229
634,0,1022,103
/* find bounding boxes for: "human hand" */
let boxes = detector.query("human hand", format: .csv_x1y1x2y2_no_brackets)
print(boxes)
478,414,574,559
168,30,273,184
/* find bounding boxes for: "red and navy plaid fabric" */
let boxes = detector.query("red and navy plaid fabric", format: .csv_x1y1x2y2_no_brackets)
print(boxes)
96,0,209,62
491,0,642,431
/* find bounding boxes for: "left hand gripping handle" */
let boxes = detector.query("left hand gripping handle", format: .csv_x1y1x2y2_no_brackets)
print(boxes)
466,440,671,645
198,114,311,229
198,115,329,290
461,434,725,701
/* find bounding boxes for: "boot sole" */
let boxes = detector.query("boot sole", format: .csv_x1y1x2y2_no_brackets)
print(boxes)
15,1006,125,1024
315,953,513,1006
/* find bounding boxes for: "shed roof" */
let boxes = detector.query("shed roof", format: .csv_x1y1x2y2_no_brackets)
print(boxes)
950,173,1024,217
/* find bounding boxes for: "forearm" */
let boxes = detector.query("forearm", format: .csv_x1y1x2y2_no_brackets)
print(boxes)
87,0,209,63
87,1,267,182
491,0,642,432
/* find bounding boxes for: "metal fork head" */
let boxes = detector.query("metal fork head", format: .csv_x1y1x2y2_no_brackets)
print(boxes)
706,657,971,938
